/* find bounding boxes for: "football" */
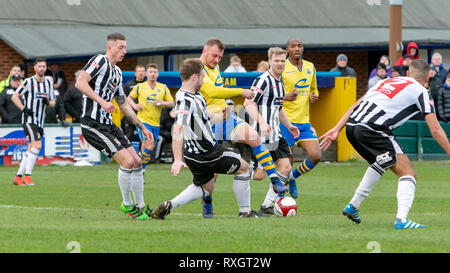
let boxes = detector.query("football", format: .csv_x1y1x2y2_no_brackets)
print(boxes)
274,196,298,217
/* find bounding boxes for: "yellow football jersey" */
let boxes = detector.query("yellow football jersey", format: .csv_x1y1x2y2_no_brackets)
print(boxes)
282,58,318,124
200,64,243,113
129,81,173,126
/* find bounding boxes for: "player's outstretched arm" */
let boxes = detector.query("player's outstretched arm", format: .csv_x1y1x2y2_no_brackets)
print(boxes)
171,123,187,176
425,113,450,156
279,109,300,138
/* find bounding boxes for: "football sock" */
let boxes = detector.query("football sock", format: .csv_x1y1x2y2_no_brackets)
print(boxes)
350,164,384,209
233,171,252,213
17,151,29,176
289,157,316,180
263,172,288,208
25,148,39,175
252,144,277,179
396,176,416,222
171,184,208,209
118,167,133,207
131,167,145,209
138,148,152,168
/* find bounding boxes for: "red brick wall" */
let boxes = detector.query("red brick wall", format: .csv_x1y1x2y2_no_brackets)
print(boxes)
0,40,25,80
239,51,369,98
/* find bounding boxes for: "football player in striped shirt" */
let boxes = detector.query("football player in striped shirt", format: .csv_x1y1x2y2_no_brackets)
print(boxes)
281,38,321,199
320,60,450,229
198,38,288,218
127,63,174,171
12,58,56,186
76,33,154,220
244,47,300,214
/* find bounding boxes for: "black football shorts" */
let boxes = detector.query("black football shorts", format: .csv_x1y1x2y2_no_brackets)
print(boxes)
183,144,242,186
81,117,132,158
23,123,44,142
346,123,404,170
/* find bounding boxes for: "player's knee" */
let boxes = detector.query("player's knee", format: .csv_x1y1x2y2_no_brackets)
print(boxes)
237,160,250,174
252,169,265,180
247,132,261,147
31,141,42,151
134,157,143,168
309,149,322,164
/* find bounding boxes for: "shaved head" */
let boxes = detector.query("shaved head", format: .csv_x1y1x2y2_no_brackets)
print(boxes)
409,59,430,81
286,37,302,48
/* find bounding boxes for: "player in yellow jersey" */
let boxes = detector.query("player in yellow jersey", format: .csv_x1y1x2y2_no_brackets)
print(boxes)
280,38,321,199
127,63,174,170
197,38,289,218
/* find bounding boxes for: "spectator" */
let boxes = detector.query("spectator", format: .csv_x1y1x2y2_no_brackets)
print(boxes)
256,60,269,72
428,67,444,105
224,55,247,72
0,74,23,124
18,64,26,79
391,65,402,78
436,74,450,122
395,42,419,66
46,63,68,98
154,107,175,163
368,63,388,90
123,64,146,96
45,76,66,125
429,52,448,84
369,55,391,80
399,54,412,76
63,70,83,123
0,65,22,94
330,54,357,77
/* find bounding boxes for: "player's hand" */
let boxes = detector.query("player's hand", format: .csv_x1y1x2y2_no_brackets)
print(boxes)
319,128,340,151
222,106,232,121
171,160,187,177
134,104,143,111
260,122,271,138
42,97,49,105
142,128,154,150
22,107,33,115
154,99,163,106
284,91,298,101
310,92,319,104
242,89,255,100
288,125,300,138
101,101,117,113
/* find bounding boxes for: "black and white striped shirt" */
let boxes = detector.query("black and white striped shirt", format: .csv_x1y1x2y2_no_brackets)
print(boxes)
81,54,124,125
16,76,55,128
348,77,435,132
174,89,216,155
250,71,285,145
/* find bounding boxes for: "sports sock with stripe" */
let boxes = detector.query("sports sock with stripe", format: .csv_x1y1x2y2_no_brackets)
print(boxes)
252,144,277,179
350,164,384,209
289,157,316,180
118,167,133,207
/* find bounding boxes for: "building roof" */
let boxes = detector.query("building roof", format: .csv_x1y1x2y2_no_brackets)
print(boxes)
1,0,449,59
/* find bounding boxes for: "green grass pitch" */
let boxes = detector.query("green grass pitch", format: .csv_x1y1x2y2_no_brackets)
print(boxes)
0,161,449,253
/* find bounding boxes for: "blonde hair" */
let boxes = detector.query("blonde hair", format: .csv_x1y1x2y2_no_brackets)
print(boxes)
268,47,287,60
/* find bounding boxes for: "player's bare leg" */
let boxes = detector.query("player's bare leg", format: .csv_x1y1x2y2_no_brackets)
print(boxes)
389,154,425,229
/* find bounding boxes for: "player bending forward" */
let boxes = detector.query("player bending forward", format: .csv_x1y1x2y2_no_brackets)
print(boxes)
320,59,450,229
152,58,261,219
